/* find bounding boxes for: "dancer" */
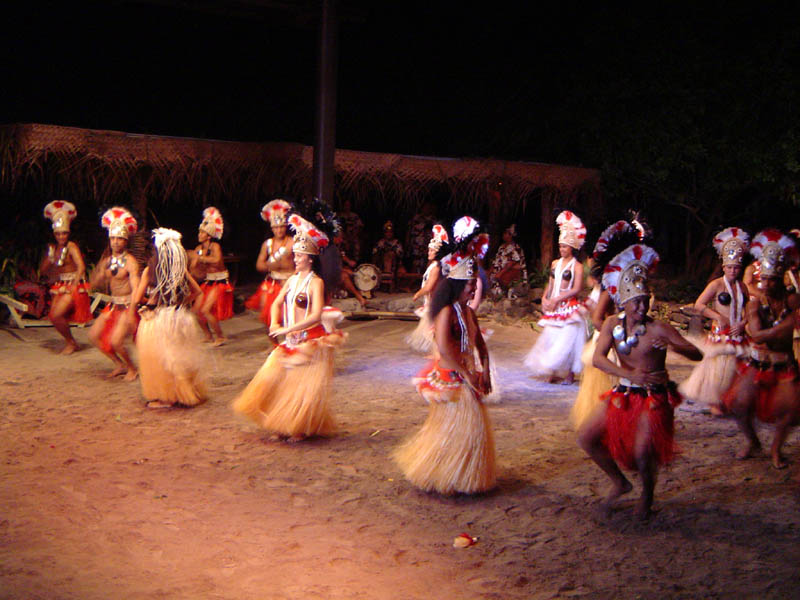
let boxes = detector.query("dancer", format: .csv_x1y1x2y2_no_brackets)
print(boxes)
40,200,92,354
88,207,140,380
394,218,496,495
571,220,642,430
524,210,587,384
130,228,206,409
722,230,800,469
679,227,750,414
191,207,232,346
232,213,345,442
245,199,295,326
406,223,449,353
578,243,702,519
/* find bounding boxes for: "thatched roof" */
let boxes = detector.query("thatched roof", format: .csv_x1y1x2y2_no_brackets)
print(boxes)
0,123,600,212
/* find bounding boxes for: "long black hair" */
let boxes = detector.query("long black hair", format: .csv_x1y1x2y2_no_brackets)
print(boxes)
429,276,469,319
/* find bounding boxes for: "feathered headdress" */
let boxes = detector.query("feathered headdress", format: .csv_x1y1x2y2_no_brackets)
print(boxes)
557,210,586,250
470,233,490,260
101,206,137,239
442,251,476,280
750,229,795,278
428,223,450,253
199,207,224,239
453,216,479,245
441,216,484,279
44,200,77,233
602,244,660,307
261,199,291,227
289,213,329,255
712,227,750,267
591,220,644,280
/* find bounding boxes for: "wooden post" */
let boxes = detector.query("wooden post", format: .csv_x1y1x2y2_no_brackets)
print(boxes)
312,0,339,204
539,190,554,269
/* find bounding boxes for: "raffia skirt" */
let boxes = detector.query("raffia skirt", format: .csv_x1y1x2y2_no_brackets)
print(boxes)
136,306,207,406
406,304,434,353
571,331,615,430
524,312,587,378
393,361,496,495
232,324,346,438
679,335,748,409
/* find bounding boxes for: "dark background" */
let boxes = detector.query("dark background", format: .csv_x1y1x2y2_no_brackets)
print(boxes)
2,1,800,278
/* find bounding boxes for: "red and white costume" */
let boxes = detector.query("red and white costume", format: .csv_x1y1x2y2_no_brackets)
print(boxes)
198,207,234,321
233,214,346,439
43,200,92,323
524,211,588,378
680,228,750,409
245,199,293,326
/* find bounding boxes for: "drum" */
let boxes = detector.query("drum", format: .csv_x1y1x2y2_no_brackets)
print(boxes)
354,263,380,293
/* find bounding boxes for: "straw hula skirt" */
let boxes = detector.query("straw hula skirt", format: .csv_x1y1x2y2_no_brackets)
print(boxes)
570,330,615,430
136,306,207,407
394,360,496,494
232,315,346,438
679,328,748,411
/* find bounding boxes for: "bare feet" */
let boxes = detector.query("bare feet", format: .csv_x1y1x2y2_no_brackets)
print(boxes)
602,478,633,515
107,364,126,378
771,453,788,470
212,337,227,347
709,404,724,417
123,369,138,382
60,342,79,355
286,435,306,443
736,441,762,460
146,400,173,409
635,498,654,521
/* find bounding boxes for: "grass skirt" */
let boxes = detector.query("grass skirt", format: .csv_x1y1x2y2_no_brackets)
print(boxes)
679,335,747,408
232,326,345,437
394,361,496,494
136,306,207,406
571,332,615,430
524,316,586,378
406,305,434,353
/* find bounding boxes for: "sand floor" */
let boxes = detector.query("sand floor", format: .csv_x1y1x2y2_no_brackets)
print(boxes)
1,312,799,599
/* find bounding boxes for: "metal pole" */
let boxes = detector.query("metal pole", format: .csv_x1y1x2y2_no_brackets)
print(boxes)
312,0,338,204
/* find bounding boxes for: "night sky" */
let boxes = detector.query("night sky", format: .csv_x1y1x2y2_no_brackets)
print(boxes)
5,2,797,167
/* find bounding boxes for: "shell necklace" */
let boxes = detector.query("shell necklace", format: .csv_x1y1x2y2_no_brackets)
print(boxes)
612,311,646,355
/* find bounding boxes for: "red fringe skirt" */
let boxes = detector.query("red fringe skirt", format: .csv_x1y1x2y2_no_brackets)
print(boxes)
602,383,682,470
245,278,283,326
48,281,92,323
722,358,800,424
98,304,140,353
200,280,234,321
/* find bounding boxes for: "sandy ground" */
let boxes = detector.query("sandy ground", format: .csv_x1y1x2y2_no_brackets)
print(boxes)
1,310,799,600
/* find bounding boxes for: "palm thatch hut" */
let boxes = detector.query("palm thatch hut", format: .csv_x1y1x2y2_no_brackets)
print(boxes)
0,123,601,269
